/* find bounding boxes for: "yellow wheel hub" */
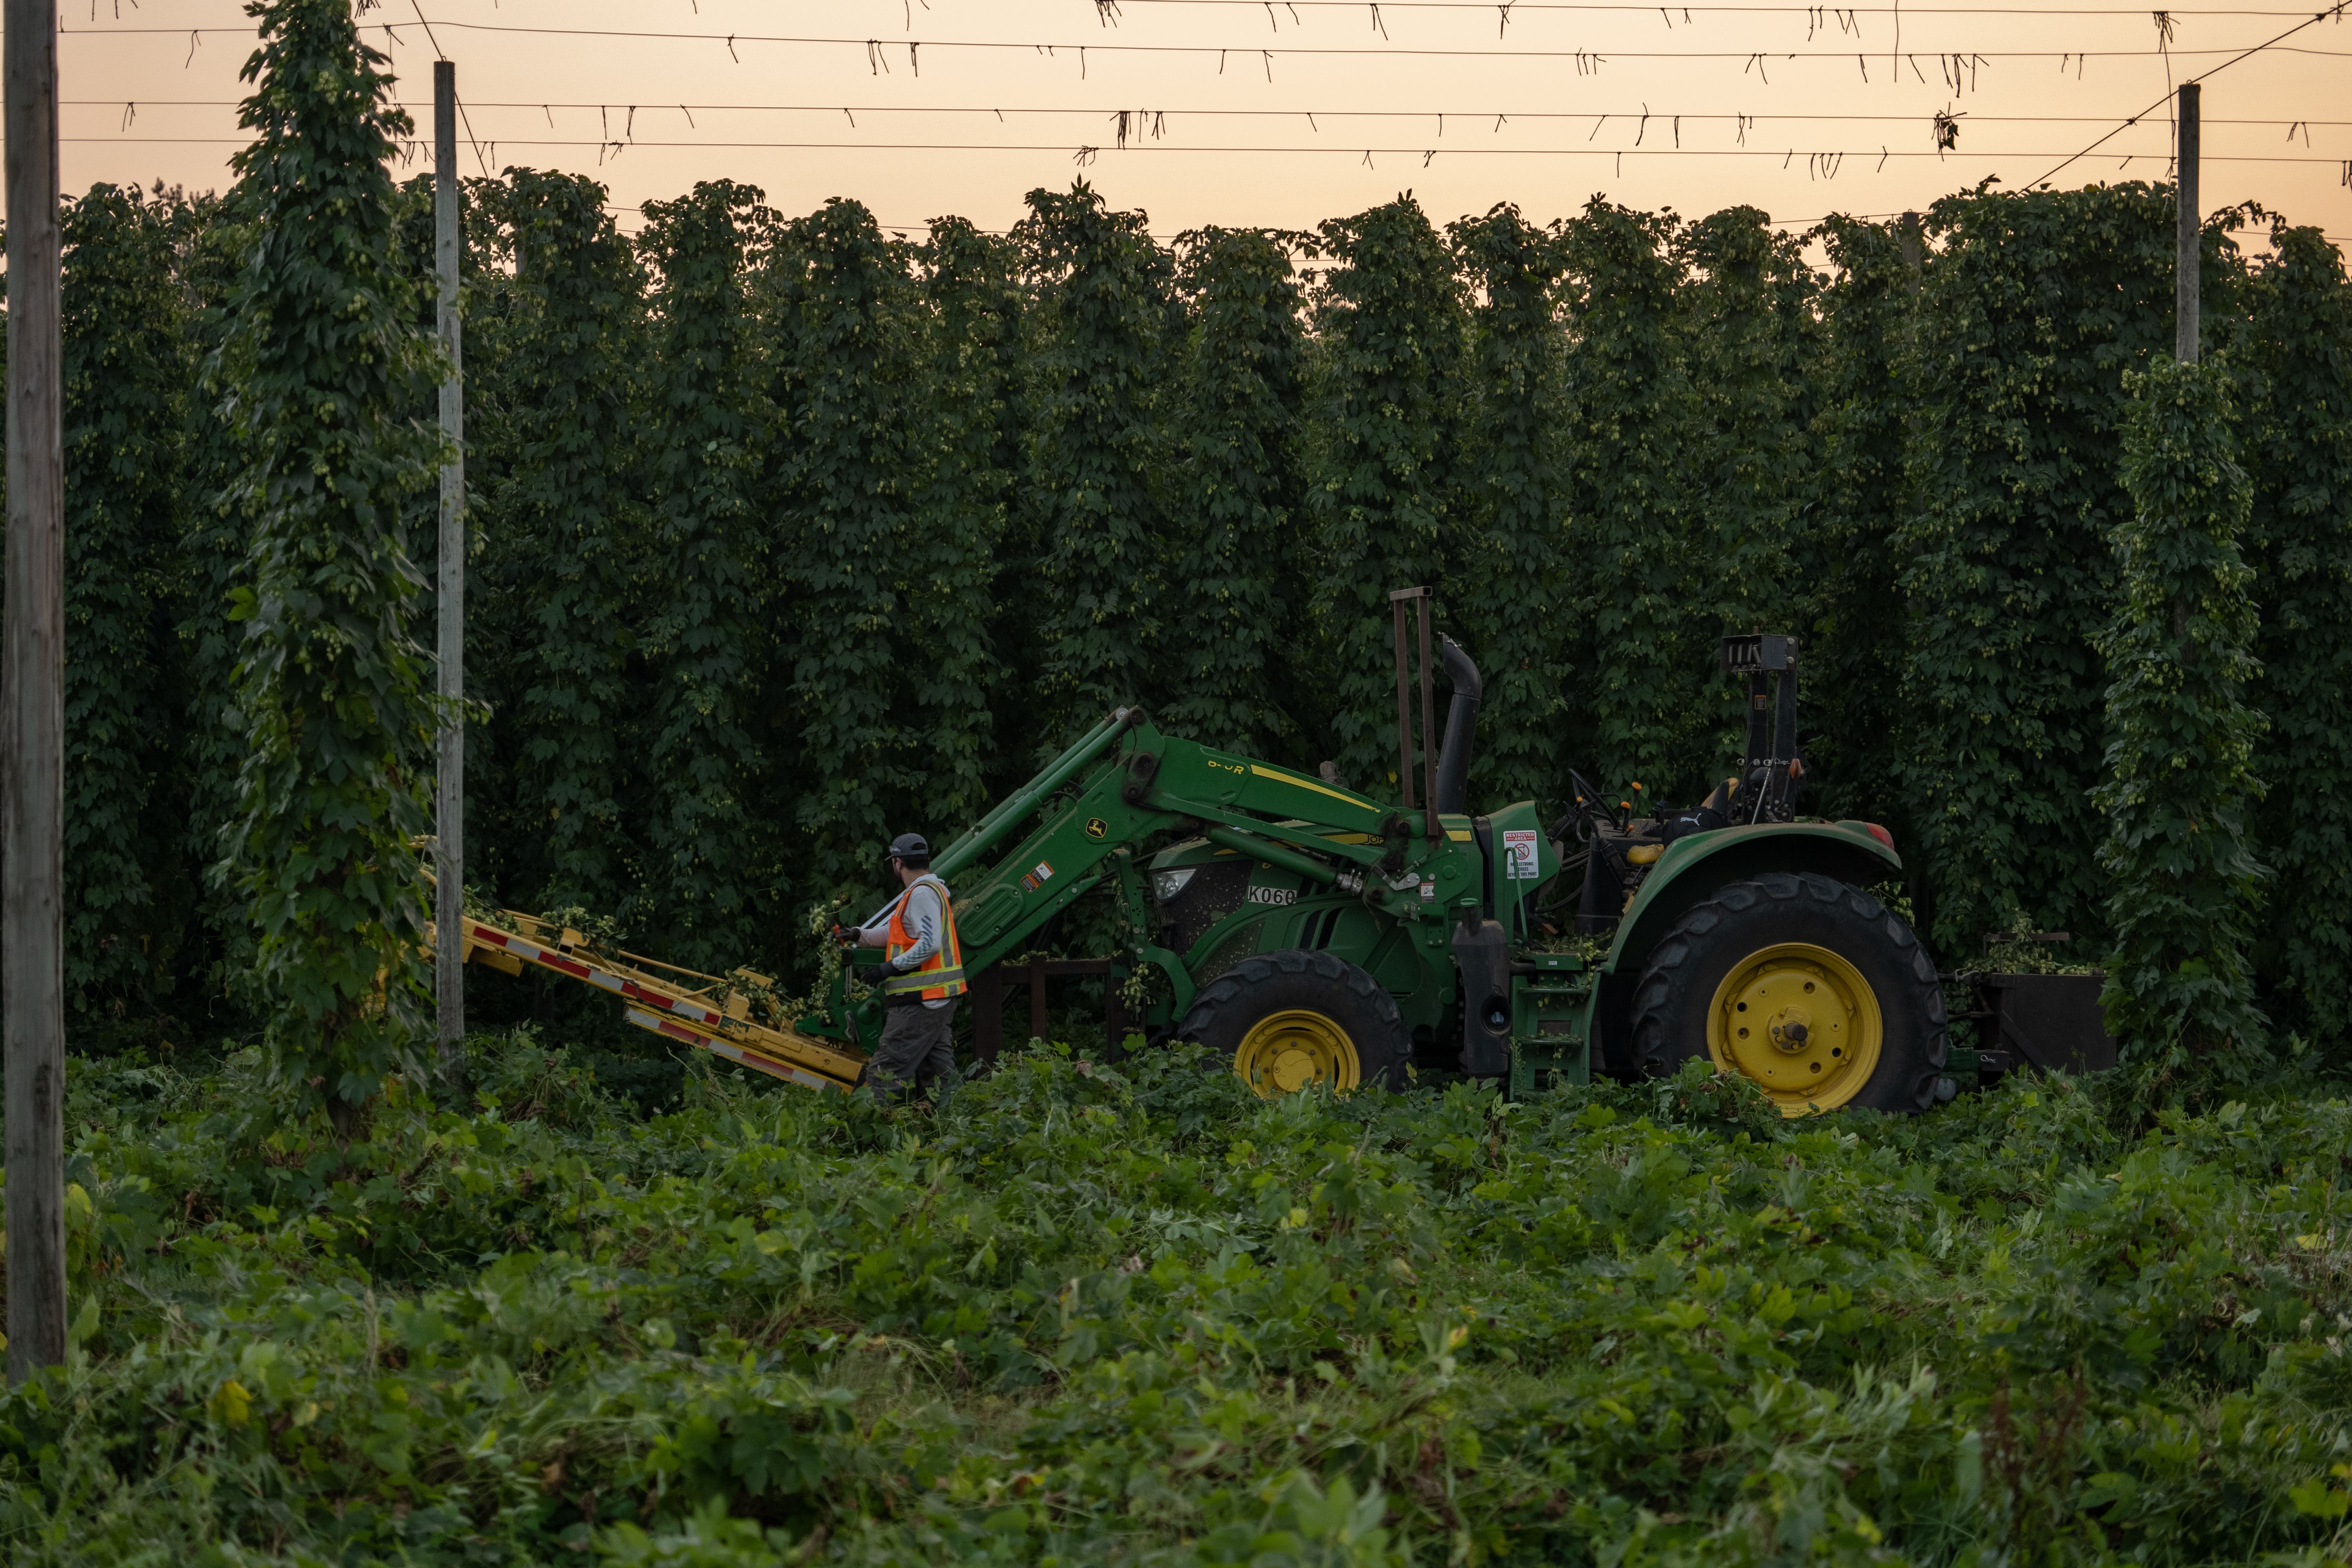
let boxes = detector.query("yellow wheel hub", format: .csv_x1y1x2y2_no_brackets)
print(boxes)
1233,1009,1361,1096
1706,943,1882,1116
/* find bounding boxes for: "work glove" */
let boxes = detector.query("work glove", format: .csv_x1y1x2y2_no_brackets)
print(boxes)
830,922,860,948
853,962,891,986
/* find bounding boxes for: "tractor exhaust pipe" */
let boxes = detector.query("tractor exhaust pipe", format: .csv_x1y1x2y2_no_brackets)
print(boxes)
1433,636,1482,814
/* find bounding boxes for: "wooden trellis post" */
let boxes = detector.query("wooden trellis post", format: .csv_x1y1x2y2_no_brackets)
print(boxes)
5,0,68,1382
435,58,466,1065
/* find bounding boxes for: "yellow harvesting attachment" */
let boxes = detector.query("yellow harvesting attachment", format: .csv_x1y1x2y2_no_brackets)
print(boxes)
444,907,867,1093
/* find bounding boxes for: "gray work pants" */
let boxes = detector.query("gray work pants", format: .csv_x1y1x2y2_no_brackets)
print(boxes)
865,998,958,1103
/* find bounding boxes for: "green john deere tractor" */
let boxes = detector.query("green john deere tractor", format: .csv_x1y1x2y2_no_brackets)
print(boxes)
784,590,1950,1115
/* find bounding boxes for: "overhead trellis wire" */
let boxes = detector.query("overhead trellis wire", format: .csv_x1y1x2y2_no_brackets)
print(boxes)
52,18,2352,64
1095,0,2321,11
399,0,491,178
60,100,2352,130
2024,0,2350,187
75,135,2344,166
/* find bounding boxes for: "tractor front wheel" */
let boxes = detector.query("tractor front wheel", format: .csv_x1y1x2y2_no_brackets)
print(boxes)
1631,873,1946,1115
1175,950,1408,1096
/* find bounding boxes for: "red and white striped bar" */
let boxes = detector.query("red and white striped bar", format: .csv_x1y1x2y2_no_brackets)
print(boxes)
621,1008,847,1093
468,923,724,1025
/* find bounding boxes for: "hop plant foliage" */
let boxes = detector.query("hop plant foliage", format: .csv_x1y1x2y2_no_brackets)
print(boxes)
903,218,1017,828
2234,223,2352,1043
1671,207,1820,796
474,170,648,920
1899,184,2177,957
635,180,773,971
917,220,1047,797
1557,200,1696,799
60,183,189,1009
216,0,444,1129
1448,203,1573,810
2096,355,2268,1061
768,198,927,898
1800,216,1918,831
176,198,268,999
1018,181,1177,744
1162,225,1311,760
1307,194,1468,789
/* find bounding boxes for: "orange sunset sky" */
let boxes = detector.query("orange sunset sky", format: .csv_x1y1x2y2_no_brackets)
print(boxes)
26,0,2352,249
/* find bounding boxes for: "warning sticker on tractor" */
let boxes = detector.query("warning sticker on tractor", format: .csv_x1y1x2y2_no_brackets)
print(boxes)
1021,860,1055,893
1503,829,1541,880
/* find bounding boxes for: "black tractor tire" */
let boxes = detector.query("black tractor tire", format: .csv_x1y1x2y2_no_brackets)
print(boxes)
1174,949,1409,1094
1631,873,1946,1114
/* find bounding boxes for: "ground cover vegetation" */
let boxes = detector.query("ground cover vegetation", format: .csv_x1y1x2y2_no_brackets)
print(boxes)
7,1031,2352,1566
6,0,2352,1553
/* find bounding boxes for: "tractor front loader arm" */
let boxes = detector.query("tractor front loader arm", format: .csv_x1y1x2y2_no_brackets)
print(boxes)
877,713,1404,1021
445,707,1423,1093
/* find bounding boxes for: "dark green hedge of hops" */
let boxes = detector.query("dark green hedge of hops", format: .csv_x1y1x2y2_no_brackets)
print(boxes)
1160,226,1311,762
1307,195,1468,793
177,201,264,1001
935,223,1056,794
1670,209,1820,803
475,171,648,919
2096,356,2268,1062
908,219,1017,825
1898,184,2176,958
2234,225,2352,1044
216,0,442,1130
1018,182,1176,749
769,199,929,900
1448,203,1572,811
60,185,189,1008
1799,217,1915,831
635,181,773,972
1556,200,1693,800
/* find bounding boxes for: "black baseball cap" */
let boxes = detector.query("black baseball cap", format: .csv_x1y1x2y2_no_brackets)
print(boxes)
887,832,930,860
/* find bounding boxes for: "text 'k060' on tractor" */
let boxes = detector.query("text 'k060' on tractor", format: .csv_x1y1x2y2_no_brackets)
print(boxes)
451,592,1950,1116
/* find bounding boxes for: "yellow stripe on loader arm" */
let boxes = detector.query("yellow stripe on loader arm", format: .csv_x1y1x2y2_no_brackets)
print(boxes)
431,907,867,1093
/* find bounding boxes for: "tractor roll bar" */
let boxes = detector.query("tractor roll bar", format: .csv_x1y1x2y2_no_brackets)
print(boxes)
1389,586,1441,844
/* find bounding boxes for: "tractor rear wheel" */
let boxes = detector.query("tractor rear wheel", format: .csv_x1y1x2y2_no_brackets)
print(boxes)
1631,873,1946,1115
1175,949,1408,1096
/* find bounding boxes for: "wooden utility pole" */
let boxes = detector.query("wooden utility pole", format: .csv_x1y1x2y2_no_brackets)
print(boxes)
4,0,69,1382
2176,82,2201,364
434,59,466,1066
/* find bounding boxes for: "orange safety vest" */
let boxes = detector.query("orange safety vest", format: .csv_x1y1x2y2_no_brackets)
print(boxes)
883,874,965,1002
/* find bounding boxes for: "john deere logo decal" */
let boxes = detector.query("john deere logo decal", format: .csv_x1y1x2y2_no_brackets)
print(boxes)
1084,817,1109,840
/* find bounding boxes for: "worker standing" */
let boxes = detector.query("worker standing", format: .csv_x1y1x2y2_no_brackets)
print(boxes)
847,832,965,1103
